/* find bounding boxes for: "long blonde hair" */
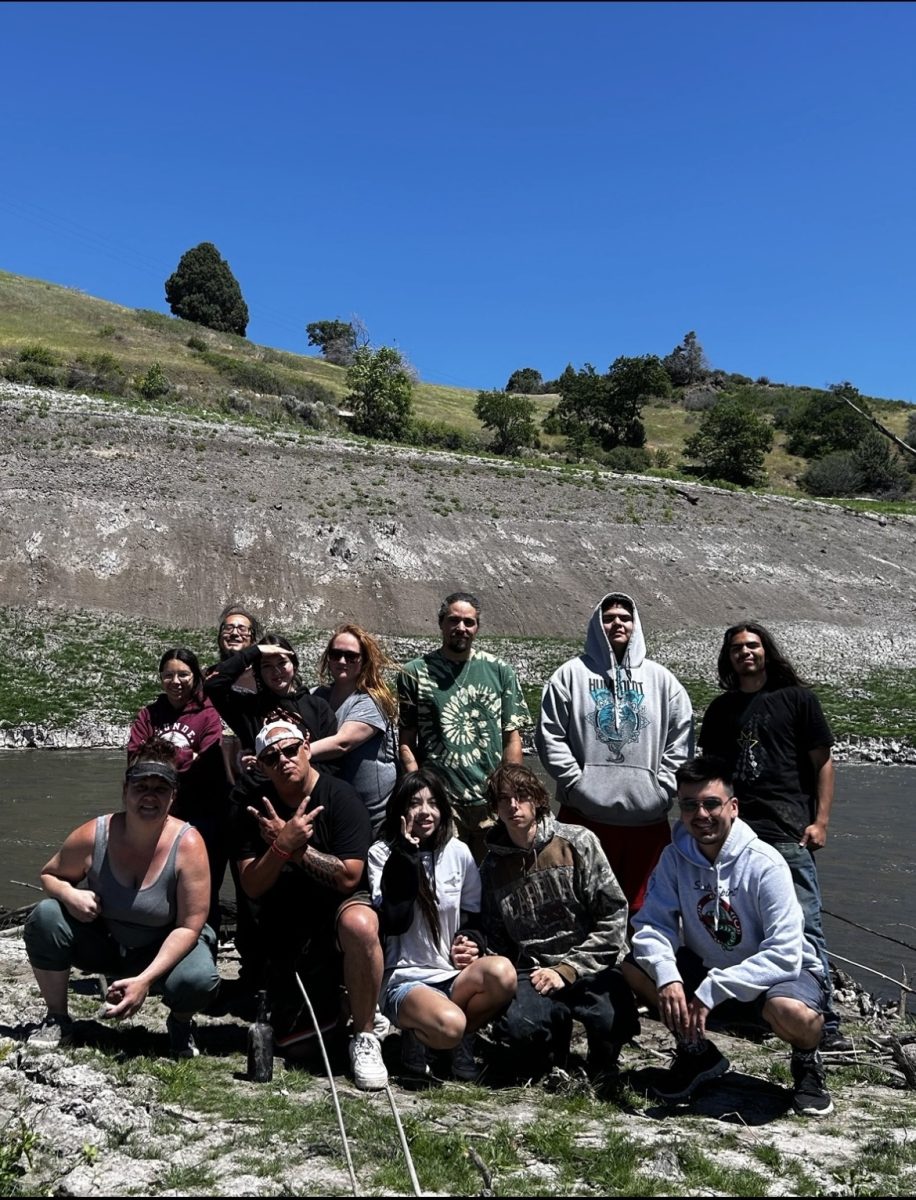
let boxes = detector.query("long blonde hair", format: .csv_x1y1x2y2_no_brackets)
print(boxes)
318,623,398,723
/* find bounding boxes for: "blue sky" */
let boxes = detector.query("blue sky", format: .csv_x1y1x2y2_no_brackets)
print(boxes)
3,1,915,401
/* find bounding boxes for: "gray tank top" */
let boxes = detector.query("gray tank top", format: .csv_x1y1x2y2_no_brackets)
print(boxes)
88,815,190,950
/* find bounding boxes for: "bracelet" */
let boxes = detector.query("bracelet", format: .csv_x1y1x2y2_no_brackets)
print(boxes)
269,841,292,862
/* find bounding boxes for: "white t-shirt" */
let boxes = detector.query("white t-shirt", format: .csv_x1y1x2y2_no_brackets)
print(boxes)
368,836,481,987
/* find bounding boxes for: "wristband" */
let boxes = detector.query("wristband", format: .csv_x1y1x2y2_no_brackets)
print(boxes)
269,841,292,862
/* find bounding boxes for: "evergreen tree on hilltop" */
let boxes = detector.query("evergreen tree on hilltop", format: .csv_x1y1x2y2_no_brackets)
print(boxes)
165,242,249,336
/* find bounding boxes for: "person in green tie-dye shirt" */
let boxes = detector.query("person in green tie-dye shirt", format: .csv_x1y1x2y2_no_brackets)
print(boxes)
397,592,531,863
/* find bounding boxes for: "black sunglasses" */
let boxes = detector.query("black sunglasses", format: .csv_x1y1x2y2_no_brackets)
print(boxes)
259,741,303,769
329,648,361,664
678,798,727,814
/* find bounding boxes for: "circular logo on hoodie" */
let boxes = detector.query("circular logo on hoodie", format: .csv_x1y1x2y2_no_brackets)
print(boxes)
697,892,742,951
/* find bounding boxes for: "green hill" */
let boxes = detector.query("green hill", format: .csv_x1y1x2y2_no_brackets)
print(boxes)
0,269,911,498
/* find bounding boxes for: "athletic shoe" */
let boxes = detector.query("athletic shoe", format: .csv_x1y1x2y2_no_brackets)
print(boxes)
27,1013,74,1049
350,1032,388,1090
450,1034,480,1082
166,1014,200,1059
652,1041,729,1103
399,1029,431,1078
791,1049,834,1117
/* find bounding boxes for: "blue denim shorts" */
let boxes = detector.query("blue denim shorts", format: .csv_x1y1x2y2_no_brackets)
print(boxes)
674,946,828,1017
382,975,457,1024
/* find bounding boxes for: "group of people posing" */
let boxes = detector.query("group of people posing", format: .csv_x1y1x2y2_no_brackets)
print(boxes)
23,589,842,1116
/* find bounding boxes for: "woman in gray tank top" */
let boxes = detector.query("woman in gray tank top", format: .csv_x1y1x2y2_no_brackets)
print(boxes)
23,740,219,1058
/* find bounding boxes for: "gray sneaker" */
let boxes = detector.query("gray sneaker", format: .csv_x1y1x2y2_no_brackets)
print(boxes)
167,1014,200,1059
27,1013,74,1049
399,1029,431,1078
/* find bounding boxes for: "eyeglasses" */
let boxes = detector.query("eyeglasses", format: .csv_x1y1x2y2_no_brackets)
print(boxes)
161,672,194,684
259,741,303,768
329,648,361,664
678,798,728,814
220,622,253,636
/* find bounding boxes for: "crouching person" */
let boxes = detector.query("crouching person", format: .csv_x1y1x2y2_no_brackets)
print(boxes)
622,756,833,1116
368,770,516,1081
24,740,218,1058
232,720,388,1090
481,764,639,1081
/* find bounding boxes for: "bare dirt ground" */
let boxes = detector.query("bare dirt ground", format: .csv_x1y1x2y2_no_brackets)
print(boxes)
2,930,914,1198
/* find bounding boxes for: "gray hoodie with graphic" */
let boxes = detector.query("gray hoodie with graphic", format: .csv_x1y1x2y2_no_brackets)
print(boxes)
631,816,823,1010
535,592,693,826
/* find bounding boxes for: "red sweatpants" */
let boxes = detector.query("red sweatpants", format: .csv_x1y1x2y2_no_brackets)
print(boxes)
557,807,672,915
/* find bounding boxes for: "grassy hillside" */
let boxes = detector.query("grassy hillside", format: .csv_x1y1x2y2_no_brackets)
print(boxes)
0,269,912,498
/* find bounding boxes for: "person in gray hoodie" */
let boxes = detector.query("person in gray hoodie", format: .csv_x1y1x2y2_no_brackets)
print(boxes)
536,591,692,914
622,756,833,1117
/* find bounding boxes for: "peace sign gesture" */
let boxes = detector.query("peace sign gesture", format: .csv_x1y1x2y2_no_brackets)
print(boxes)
247,796,285,845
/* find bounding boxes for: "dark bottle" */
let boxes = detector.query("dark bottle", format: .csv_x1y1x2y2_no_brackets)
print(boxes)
246,990,274,1083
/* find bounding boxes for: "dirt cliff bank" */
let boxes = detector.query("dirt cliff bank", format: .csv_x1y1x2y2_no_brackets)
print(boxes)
2,381,914,641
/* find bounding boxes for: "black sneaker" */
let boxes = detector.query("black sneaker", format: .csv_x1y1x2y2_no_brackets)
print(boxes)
27,1013,74,1049
791,1049,834,1117
820,1027,853,1053
652,1041,729,1103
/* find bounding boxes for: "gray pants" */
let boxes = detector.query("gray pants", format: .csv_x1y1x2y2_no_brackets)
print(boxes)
24,898,219,1015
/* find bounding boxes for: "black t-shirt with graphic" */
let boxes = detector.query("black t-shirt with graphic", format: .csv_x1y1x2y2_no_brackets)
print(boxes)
699,686,834,843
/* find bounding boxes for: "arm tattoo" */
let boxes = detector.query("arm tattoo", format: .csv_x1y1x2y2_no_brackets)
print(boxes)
299,845,347,885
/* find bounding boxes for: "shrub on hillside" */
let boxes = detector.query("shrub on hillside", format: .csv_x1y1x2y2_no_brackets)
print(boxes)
65,352,128,397
136,362,170,400
602,445,653,473
683,400,773,486
800,451,861,497
186,335,207,352
201,351,285,395
346,346,414,441
406,420,482,452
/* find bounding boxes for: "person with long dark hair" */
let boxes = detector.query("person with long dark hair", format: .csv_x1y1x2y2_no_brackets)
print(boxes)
368,769,516,1080
128,648,226,931
700,621,845,1050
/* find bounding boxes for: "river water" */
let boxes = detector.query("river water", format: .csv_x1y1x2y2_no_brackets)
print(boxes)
1,752,913,1011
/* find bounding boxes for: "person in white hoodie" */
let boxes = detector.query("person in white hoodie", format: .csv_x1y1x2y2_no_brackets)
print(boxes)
622,756,833,1117
536,591,692,914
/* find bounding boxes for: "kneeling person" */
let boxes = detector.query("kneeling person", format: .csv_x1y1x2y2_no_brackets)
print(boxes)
622,756,833,1116
368,770,516,1081
232,720,387,1091
481,764,639,1079
24,741,218,1058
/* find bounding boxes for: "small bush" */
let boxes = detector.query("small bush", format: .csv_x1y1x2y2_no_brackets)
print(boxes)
654,447,672,468
407,419,482,452
186,335,207,352
135,309,180,335
97,323,118,338
18,343,59,366
603,444,652,472
201,350,285,395
136,362,170,399
800,452,861,496
65,352,128,397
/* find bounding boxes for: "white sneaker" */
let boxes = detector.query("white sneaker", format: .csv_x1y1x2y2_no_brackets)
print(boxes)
349,1032,388,1091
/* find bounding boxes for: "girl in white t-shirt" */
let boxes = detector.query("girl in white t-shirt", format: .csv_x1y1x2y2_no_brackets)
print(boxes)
368,769,516,1080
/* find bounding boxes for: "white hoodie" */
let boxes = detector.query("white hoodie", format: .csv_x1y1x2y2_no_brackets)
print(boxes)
535,592,693,825
631,816,823,1010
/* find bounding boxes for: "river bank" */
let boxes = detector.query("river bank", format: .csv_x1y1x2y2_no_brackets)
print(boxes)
2,720,915,766
1,928,915,1198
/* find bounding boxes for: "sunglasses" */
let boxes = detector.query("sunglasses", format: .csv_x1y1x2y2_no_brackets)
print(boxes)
329,648,361,664
678,798,728,814
259,741,303,768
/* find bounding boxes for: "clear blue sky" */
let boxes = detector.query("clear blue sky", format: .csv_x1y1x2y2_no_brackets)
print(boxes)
3,1,915,401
